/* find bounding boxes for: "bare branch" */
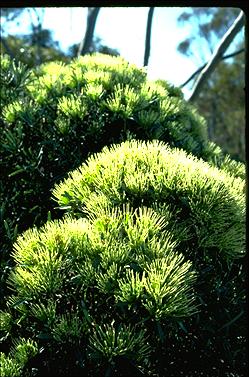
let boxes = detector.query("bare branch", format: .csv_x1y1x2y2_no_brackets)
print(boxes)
181,48,244,88
188,11,245,103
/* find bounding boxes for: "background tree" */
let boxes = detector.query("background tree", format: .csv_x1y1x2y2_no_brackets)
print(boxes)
1,7,118,66
177,8,243,63
191,48,245,161
0,8,26,58
1,7,68,67
178,7,245,161
0,32,69,67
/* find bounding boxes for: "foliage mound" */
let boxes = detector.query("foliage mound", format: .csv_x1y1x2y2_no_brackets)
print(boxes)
2,209,196,375
0,53,245,281
53,139,246,374
1,140,245,376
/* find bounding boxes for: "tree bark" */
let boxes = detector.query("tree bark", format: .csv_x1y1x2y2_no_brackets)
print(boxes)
188,10,244,103
143,7,155,66
78,7,100,57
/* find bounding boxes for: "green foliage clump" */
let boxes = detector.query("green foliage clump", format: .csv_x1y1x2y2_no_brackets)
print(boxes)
0,338,38,377
52,140,246,373
5,208,197,374
53,140,245,264
0,55,31,107
4,140,245,375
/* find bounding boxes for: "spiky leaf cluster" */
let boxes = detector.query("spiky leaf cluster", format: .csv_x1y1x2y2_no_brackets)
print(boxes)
5,206,197,373
0,338,38,377
51,139,245,374
53,140,245,264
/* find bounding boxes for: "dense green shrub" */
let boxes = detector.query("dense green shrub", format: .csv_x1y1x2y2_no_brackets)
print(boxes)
53,139,246,374
0,52,246,375
53,139,245,297
0,53,244,280
2,140,245,375
2,209,197,375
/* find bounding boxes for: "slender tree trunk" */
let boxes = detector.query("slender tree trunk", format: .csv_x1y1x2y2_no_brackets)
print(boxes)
143,7,154,66
78,7,100,57
188,10,244,103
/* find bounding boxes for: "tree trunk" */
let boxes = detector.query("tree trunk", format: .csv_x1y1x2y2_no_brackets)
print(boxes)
188,10,244,103
143,7,155,66
78,7,100,57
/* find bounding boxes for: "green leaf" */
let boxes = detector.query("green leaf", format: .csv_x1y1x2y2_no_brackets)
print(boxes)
80,300,92,325
8,168,25,177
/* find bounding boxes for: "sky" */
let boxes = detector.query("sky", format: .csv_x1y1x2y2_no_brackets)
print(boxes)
1,7,244,99
41,6,197,89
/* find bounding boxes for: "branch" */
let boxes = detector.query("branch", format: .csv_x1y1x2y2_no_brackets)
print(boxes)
180,48,244,88
143,7,155,66
188,10,245,103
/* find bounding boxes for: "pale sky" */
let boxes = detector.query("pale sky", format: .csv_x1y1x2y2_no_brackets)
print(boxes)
2,7,244,98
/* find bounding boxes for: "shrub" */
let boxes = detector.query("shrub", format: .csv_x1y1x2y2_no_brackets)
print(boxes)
0,53,244,286
1,52,245,374
53,139,246,374
3,140,245,375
